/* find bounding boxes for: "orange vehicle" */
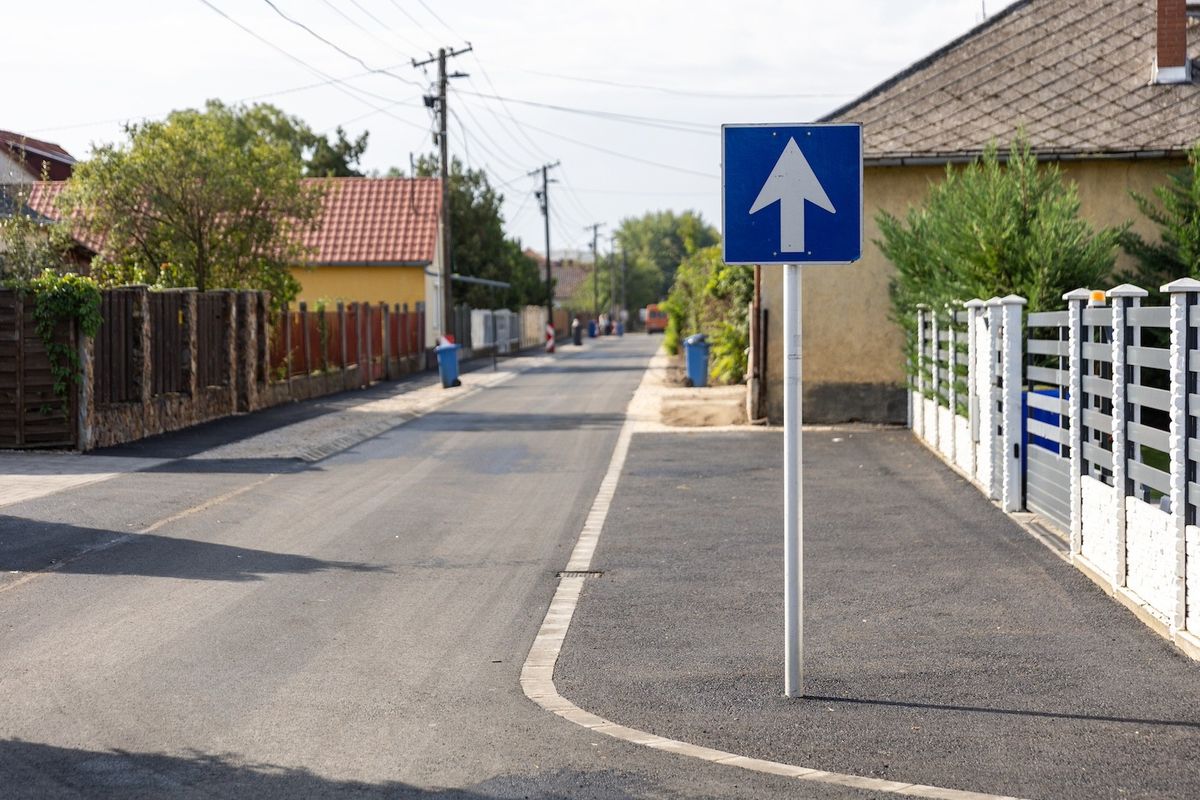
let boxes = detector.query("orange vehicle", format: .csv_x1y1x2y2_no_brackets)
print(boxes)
645,304,668,334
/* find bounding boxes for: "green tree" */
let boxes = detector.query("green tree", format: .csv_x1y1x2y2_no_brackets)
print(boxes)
616,210,719,296
878,138,1122,325
1119,142,1200,288
60,103,323,303
0,182,76,283
660,245,752,384
214,100,369,177
410,155,543,309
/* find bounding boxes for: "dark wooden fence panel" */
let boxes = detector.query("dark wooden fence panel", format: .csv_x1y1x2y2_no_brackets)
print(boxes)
149,292,186,395
325,310,342,369
195,292,229,388
346,304,360,367
0,290,77,448
95,290,139,404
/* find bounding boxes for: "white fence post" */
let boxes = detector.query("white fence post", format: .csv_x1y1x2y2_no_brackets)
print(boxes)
930,309,941,452
1000,295,1027,512
965,299,986,482
1163,278,1200,633
1107,284,1148,591
946,303,958,467
915,305,928,438
1063,288,1092,557
983,298,1003,499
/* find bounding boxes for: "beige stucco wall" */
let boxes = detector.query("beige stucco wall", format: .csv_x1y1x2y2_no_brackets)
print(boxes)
292,264,428,309
761,157,1188,424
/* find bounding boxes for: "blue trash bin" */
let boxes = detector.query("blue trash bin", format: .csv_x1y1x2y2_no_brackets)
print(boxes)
587,320,597,338
616,321,624,337
436,343,461,388
683,334,710,387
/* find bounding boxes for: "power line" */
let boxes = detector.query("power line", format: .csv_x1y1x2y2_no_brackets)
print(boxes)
315,0,402,55
413,0,462,39
258,0,423,87
453,88,716,136
515,69,853,100
513,117,718,179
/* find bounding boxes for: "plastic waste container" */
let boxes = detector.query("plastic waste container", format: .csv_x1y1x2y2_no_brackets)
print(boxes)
572,318,583,346
683,333,710,388
436,343,461,388
616,321,624,337
587,320,597,338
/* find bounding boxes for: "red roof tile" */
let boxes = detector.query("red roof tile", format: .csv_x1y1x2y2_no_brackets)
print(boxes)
301,177,440,265
23,177,442,265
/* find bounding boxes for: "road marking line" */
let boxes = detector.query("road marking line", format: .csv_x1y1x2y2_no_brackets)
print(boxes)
520,355,1031,800
0,475,277,595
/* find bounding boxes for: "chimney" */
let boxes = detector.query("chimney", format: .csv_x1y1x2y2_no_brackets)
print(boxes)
1154,0,1192,83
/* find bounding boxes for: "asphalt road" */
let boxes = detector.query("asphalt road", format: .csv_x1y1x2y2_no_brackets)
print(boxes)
0,335,886,799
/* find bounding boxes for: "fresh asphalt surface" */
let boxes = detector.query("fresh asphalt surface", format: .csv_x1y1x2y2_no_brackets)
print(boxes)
0,335,890,800
556,430,1200,800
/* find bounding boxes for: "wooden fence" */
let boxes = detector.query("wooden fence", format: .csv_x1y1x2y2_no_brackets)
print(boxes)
0,289,78,448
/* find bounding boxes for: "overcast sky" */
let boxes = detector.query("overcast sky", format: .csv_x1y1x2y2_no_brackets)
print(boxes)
4,1,1018,256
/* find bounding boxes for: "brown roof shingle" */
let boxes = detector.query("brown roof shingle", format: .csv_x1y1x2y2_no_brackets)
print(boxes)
824,0,1200,162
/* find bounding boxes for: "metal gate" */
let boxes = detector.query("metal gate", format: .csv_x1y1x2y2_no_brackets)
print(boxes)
1023,309,1071,531
0,290,78,448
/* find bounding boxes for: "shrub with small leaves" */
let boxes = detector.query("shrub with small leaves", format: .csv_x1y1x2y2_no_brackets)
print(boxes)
26,271,102,408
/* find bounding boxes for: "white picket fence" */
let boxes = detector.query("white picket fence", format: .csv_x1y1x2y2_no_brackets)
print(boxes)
909,279,1200,657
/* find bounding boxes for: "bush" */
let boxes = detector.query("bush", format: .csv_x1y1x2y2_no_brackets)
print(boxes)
879,137,1122,331
1119,141,1200,289
661,245,753,383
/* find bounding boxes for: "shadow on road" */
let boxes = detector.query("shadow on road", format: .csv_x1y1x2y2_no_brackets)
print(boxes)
808,694,1200,730
0,739,637,799
0,517,387,582
418,411,624,433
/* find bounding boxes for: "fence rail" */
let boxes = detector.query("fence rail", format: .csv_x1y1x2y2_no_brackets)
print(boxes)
909,279,1200,655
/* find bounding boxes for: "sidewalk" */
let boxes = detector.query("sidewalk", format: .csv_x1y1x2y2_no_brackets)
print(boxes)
554,427,1200,800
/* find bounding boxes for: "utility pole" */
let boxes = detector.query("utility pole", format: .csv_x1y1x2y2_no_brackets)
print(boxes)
413,44,472,340
530,161,560,333
621,246,628,325
608,233,617,319
585,223,603,319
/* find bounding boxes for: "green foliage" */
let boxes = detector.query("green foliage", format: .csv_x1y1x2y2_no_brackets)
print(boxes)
661,245,752,384
410,155,543,309
61,102,324,305
879,138,1122,334
0,183,77,283
1119,142,1200,289
215,100,369,177
616,210,720,300
25,271,102,408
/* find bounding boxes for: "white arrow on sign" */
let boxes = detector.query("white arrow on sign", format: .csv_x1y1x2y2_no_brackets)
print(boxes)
748,137,836,253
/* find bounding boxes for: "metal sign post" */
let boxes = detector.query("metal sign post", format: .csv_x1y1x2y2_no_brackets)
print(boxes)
722,123,862,698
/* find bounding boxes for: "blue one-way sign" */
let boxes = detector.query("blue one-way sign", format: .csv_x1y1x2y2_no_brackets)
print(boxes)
722,123,862,265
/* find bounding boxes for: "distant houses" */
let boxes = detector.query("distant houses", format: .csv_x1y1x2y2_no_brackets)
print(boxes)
758,0,1200,425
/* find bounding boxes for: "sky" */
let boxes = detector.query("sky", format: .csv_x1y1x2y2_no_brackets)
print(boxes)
4,0,1018,257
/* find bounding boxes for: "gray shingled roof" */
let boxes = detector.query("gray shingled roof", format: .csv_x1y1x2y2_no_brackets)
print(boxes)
823,0,1200,163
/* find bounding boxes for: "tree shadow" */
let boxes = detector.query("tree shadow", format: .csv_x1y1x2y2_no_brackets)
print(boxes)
0,517,387,582
0,739,636,799
806,695,1200,730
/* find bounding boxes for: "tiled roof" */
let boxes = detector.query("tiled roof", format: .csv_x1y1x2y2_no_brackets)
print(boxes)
25,181,101,252
301,177,440,265
525,249,593,300
823,0,1200,162
23,177,441,264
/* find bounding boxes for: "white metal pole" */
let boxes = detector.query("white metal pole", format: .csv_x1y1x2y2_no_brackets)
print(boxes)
784,263,803,697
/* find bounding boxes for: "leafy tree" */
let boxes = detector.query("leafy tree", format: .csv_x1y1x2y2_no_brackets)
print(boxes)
616,210,719,296
1119,142,1200,289
60,103,323,304
879,138,1122,326
0,182,76,283
410,155,543,309
213,100,369,177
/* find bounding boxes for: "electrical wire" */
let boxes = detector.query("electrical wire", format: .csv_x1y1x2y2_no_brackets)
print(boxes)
315,0,405,56
453,88,716,136
515,69,853,100
198,0,429,132
258,0,423,87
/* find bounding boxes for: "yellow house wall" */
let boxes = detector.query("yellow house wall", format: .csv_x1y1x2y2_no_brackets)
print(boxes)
761,157,1188,424
291,265,428,308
